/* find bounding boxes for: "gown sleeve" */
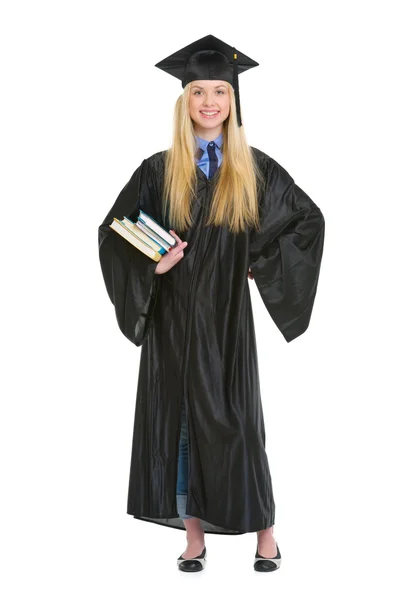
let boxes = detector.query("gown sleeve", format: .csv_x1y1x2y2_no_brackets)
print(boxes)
98,158,161,346
249,158,325,343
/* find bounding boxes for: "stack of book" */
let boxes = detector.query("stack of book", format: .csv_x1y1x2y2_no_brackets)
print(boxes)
110,210,176,262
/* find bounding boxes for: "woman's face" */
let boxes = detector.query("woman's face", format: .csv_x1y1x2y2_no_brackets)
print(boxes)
189,80,230,138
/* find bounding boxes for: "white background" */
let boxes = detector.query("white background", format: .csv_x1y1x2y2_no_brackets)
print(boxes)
1,0,415,597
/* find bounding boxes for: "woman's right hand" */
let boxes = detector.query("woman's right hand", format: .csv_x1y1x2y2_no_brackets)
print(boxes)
155,230,188,275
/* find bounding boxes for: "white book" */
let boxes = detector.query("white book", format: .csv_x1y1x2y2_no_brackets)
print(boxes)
138,210,176,247
134,219,171,252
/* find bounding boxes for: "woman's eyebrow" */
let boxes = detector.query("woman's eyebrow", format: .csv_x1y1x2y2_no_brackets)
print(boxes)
191,84,227,89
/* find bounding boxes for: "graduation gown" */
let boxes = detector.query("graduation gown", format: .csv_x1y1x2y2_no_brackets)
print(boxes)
98,147,325,534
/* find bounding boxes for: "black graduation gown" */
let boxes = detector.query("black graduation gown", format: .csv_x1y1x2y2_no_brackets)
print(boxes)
98,147,325,535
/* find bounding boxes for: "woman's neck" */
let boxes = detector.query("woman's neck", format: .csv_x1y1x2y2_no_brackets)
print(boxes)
193,125,223,141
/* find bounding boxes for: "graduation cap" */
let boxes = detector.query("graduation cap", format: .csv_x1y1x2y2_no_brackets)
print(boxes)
154,34,259,127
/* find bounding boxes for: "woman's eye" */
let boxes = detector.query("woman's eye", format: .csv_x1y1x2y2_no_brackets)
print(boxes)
193,90,225,95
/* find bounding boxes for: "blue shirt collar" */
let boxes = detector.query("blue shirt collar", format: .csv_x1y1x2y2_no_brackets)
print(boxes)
195,132,223,152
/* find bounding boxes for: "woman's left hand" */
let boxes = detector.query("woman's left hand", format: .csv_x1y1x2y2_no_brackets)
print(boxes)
248,268,253,280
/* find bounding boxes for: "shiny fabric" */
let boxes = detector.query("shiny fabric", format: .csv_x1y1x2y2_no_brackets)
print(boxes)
98,147,325,535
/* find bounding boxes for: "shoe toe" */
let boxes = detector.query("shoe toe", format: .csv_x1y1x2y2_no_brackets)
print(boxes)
177,546,207,572
254,542,281,571
254,559,279,572
178,559,204,572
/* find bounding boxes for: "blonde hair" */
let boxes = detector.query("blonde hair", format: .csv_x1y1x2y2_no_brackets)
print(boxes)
161,81,266,235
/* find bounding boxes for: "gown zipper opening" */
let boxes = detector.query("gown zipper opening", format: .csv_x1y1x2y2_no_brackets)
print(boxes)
176,174,212,519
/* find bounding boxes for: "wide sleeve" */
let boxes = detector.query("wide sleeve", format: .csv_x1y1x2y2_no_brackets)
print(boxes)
249,159,325,343
98,158,161,346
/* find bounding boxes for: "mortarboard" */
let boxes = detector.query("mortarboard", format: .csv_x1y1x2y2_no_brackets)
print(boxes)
154,34,259,127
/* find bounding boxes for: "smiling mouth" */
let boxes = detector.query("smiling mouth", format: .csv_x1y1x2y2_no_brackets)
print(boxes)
200,111,220,119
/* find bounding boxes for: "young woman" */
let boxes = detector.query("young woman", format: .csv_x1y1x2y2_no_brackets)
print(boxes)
98,35,325,573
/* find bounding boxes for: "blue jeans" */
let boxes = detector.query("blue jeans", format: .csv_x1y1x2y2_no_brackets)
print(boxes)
176,400,192,519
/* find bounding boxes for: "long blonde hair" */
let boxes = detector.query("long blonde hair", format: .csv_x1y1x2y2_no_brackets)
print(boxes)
161,81,266,235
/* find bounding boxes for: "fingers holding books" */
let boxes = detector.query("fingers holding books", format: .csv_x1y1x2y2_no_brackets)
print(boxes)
155,230,188,274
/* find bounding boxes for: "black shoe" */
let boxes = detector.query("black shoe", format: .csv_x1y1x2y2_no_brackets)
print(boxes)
253,542,281,572
177,546,207,572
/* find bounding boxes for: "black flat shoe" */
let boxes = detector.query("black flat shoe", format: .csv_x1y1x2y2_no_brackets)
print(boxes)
253,542,281,572
177,546,207,572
